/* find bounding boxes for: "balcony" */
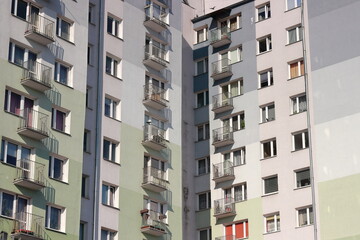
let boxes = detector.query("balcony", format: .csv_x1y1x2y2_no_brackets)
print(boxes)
215,236,236,240
142,124,166,150
14,159,45,190
142,166,168,192
143,84,167,110
21,61,52,92
141,210,167,236
211,58,232,81
210,27,231,48
24,14,55,45
212,92,233,113
214,198,236,218
213,161,235,183
143,44,168,71
213,126,234,148
144,5,168,32
17,109,49,140
11,212,45,240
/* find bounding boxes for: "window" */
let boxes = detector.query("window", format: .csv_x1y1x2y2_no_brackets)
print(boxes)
46,205,64,231
257,3,271,21
287,0,302,10
107,15,122,38
145,37,168,62
292,130,309,151
143,198,168,222
297,206,313,227
287,25,303,44
291,94,307,114
261,139,277,159
4,89,34,116
223,147,246,167
86,86,93,109
222,112,245,131
221,46,242,64
11,0,39,21
195,58,208,75
234,183,247,202
264,213,280,233
260,103,275,123
49,155,68,182
8,42,37,67
220,14,242,32
81,175,89,198
199,228,211,240
56,17,72,41
1,140,31,167
258,35,272,54
289,60,304,79
54,61,72,86
263,175,278,194
196,123,210,141
222,79,243,97
88,4,95,24
196,156,210,175
196,90,209,108
103,139,119,163
195,27,207,43
52,108,70,133
258,69,273,88
83,129,91,152
79,222,86,240
102,183,117,207
87,44,93,65
104,96,120,120
225,220,249,239
106,55,121,78
198,192,211,210
0,192,28,218
101,229,117,240
145,114,166,130
296,168,310,188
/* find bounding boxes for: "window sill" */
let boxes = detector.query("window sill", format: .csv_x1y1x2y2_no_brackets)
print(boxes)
105,73,123,81
257,49,272,56
285,6,301,13
229,60,243,66
11,14,27,22
45,227,67,235
291,147,309,153
0,161,17,168
233,163,246,168
57,36,75,45
83,150,92,155
258,84,274,90
107,33,124,42
263,230,280,235
195,172,210,177
49,177,69,185
86,106,94,111
194,39,208,46
294,185,311,191
103,158,121,166
104,115,122,123
195,138,210,143
54,80,74,90
234,199,247,203
262,192,278,197
193,105,209,110
259,119,275,125
256,17,271,24
102,203,120,211
52,128,72,136
295,224,313,229
4,110,22,118
193,72,209,77
195,208,211,213
290,110,307,116
287,75,304,81
0,214,15,221
260,155,277,161
286,40,302,47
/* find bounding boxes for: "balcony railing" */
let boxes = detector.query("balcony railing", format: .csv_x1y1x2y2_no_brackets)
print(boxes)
17,108,49,140
143,124,166,150
11,212,45,240
212,92,233,113
144,44,167,71
213,126,234,147
142,166,168,192
215,236,236,240
25,14,55,45
21,61,52,92
213,161,235,183
211,58,232,80
144,5,168,32
14,159,45,190
210,26,231,48
143,84,167,110
141,210,166,236
214,198,236,218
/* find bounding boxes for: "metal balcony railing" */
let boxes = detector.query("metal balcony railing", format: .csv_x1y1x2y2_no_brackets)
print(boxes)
210,26,231,44
213,126,233,143
143,124,166,145
144,84,167,106
143,166,168,190
142,209,166,227
22,61,52,88
215,236,236,240
18,109,49,137
212,92,233,110
12,212,45,239
212,58,231,76
144,44,167,66
213,161,234,179
15,159,45,187
144,5,168,27
26,14,55,40
214,198,235,216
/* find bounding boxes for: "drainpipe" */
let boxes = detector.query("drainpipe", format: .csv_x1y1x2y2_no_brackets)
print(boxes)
301,1,318,240
92,0,105,239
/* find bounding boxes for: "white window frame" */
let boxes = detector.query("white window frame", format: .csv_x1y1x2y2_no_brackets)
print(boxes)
143,198,168,224
0,191,29,218
83,129,91,153
287,25,303,44
81,175,89,198
221,46,242,64
54,61,73,87
195,58,208,76
51,107,71,134
263,175,278,195
221,79,244,97
107,14,123,39
195,27,207,44
86,86,93,109
264,212,280,233
197,191,211,210
45,204,66,232
196,156,210,176
292,130,309,151
223,147,246,167
101,228,117,240
1,139,33,167
258,69,273,89
219,14,242,32
198,227,211,240
103,138,119,163
105,55,121,78
102,183,118,208
196,123,210,141
222,112,245,131
260,102,275,123
291,94,307,114
258,35,272,54
296,206,313,227
11,0,39,21
234,183,247,202
256,2,271,22
56,17,73,42
295,168,311,188
79,222,87,240
195,90,209,108
104,96,120,120
288,59,304,79
8,42,37,67
4,89,34,116
48,155,69,183
261,138,277,159
88,3,95,24
286,0,302,11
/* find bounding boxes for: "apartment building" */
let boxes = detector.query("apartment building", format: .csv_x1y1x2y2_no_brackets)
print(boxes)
0,0,88,240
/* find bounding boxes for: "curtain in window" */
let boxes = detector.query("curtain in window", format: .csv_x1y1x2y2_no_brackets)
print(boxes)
56,110,65,131
229,49,238,63
230,18,237,31
299,95,307,112
268,104,275,120
265,177,278,194
233,150,241,166
234,185,243,202
298,209,307,226
288,28,297,43
266,216,275,232
230,81,238,97
290,62,298,78
10,92,21,115
111,143,116,161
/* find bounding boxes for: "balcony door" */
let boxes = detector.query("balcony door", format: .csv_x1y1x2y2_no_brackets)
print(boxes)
16,197,29,230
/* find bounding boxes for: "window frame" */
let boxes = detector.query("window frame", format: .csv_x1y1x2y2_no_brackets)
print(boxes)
257,35,272,54
196,156,210,176
261,138,277,159
256,2,271,22
195,58,208,76
54,61,72,87
288,59,304,79
83,129,91,153
260,102,275,123
223,147,246,167
45,204,65,232
1,139,33,167
263,175,278,195
219,14,242,32
102,183,118,208
220,46,242,65
102,138,119,163
56,17,73,42
222,112,245,131
224,220,249,239
88,3,95,24
296,206,313,227
287,25,303,45
105,55,121,78
292,130,309,151
48,155,68,183
11,0,39,21
101,228,117,240
81,175,89,198
104,96,120,120
0,191,29,218
258,69,273,89
195,90,209,108
198,227,212,240
195,27,208,44
196,123,210,142
107,14,123,39
221,79,244,98
197,191,211,211
295,168,311,188
290,93,307,114
8,42,37,67
51,107,70,134
286,0,302,11
264,212,280,233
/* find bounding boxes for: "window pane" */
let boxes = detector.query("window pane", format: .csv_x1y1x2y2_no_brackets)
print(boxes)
107,17,112,33
199,194,207,210
200,230,208,240
230,81,239,97
14,45,25,66
298,208,307,226
7,142,18,166
288,28,297,44
101,230,107,240
229,49,238,63
59,65,68,84
197,60,204,75
297,169,310,187
294,133,303,150
268,104,275,120
1,193,14,217
50,207,61,230
264,176,278,194
53,158,63,180
287,0,295,9
290,62,298,78
102,185,108,204
17,0,27,20
106,57,112,74
103,140,110,159
230,17,237,31
198,159,206,175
